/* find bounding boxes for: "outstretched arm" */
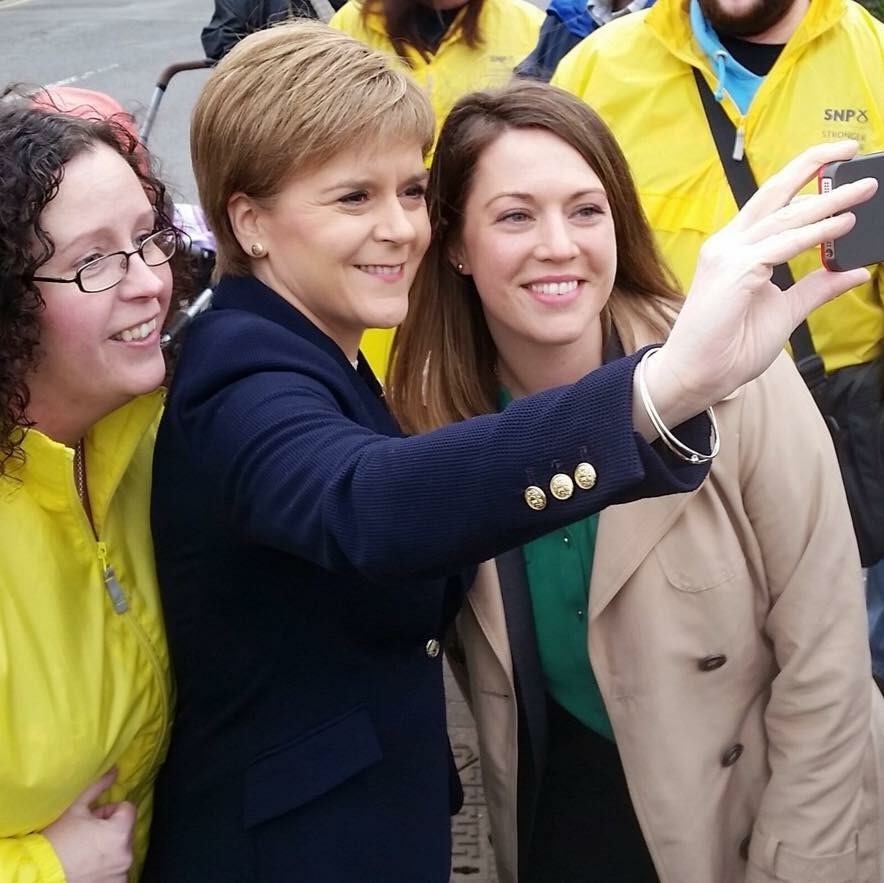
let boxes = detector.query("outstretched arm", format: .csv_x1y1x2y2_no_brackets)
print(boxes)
169,343,705,582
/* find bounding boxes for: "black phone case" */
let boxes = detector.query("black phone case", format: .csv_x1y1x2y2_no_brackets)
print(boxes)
819,150,884,272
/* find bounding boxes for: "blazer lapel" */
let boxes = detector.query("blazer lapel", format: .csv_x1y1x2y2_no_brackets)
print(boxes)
590,488,698,619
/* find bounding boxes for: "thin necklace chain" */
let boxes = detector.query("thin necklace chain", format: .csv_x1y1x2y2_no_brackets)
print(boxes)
73,440,87,504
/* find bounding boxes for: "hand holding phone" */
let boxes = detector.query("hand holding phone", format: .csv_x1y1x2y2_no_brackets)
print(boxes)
818,149,884,272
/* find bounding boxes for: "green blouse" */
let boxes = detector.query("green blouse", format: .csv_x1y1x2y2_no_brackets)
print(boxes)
500,387,614,741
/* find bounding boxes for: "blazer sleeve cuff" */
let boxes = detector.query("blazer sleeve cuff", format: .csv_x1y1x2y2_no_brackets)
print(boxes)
628,346,711,496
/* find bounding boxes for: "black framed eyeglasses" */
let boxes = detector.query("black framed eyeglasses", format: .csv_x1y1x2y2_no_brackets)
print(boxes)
32,227,182,294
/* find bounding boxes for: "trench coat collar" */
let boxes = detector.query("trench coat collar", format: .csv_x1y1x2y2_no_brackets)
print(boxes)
469,326,702,624
466,482,699,634
590,491,697,618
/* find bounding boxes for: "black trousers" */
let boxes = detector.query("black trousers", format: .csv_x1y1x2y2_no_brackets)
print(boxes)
523,698,660,883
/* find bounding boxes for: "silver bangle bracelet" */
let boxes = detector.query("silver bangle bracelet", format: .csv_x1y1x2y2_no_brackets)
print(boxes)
637,347,720,464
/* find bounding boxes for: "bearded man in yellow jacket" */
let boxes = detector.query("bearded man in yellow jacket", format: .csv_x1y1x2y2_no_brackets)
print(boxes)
553,0,884,684
553,0,883,375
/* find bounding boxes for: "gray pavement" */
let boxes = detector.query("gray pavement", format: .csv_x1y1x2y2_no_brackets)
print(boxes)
446,661,499,883
0,0,546,204
0,0,214,202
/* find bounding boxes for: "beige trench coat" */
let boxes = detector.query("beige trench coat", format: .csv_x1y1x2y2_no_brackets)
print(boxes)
456,354,884,883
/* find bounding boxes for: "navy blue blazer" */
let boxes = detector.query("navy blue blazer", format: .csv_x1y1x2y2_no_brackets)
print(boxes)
143,274,708,882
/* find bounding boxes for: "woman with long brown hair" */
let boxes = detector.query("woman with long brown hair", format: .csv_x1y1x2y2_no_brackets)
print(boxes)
390,81,884,883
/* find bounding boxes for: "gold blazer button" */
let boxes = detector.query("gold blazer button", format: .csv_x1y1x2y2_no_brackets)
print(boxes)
523,486,548,511
574,462,597,490
549,473,574,501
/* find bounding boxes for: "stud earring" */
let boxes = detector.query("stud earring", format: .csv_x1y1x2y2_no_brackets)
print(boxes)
250,243,267,258
456,262,464,273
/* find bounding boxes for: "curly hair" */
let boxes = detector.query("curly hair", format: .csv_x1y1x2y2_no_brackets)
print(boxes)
0,98,177,477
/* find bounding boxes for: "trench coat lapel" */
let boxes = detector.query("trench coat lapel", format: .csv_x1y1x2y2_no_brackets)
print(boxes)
466,559,514,677
591,322,736,619
496,549,544,713
496,549,547,783
587,328,698,618
590,487,698,619
466,552,544,700
467,551,547,841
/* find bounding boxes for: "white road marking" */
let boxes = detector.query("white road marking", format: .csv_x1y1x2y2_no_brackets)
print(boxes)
48,63,121,87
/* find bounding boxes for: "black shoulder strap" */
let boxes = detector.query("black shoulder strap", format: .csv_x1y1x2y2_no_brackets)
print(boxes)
692,68,757,208
692,68,825,390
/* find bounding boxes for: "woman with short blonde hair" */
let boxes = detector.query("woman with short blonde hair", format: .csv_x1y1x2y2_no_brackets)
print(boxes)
191,22,434,277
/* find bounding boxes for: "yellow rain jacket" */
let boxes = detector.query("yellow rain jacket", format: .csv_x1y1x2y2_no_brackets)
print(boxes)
332,0,543,378
0,391,172,883
554,0,884,373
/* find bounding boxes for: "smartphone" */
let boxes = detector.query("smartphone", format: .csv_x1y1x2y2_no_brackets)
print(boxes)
818,150,884,272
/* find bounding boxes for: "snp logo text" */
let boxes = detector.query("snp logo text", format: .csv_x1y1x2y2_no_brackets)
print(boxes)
824,108,869,123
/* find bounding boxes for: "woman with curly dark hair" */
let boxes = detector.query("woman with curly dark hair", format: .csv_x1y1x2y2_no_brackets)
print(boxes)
0,99,179,882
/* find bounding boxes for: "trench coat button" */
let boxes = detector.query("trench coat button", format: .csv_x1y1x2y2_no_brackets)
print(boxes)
721,743,744,767
550,473,574,501
574,462,597,490
739,834,751,861
698,654,727,671
425,639,441,658
524,486,547,511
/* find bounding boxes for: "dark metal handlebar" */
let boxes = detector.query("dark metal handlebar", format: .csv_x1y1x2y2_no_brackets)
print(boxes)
140,59,215,144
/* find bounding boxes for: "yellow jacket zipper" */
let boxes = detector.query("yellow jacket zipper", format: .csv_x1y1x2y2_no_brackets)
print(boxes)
97,540,129,614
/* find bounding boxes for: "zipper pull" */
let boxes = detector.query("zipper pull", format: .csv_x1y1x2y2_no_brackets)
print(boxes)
97,542,129,614
732,125,745,161
104,566,129,614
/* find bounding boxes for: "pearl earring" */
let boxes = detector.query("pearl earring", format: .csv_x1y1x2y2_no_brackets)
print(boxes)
250,243,267,258
456,262,464,273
